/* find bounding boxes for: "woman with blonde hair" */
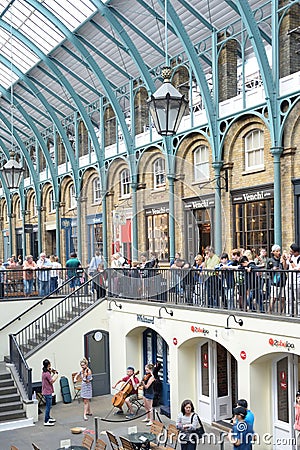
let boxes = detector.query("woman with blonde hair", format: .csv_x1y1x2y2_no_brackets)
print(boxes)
74,357,93,420
141,363,155,425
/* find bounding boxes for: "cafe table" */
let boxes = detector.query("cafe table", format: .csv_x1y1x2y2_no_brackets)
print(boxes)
124,431,156,450
56,446,87,450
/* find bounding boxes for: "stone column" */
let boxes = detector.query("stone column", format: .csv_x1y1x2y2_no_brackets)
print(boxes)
218,32,238,102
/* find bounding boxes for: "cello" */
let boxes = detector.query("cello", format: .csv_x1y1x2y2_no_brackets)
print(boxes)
112,370,139,408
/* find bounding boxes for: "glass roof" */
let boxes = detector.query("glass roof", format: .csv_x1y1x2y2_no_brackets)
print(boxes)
0,0,97,88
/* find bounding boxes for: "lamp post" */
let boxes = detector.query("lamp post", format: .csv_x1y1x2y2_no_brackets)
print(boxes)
0,151,24,190
148,67,188,262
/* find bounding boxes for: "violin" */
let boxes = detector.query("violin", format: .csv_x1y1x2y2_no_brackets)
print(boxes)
112,370,139,408
143,373,151,383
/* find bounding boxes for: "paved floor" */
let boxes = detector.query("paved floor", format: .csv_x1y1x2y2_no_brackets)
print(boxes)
0,394,231,450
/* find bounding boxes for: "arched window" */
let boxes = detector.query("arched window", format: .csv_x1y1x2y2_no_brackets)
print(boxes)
120,169,130,197
69,185,77,209
93,177,101,203
245,129,264,171
153,158,166,189
194,145,209,181
49,190,55,212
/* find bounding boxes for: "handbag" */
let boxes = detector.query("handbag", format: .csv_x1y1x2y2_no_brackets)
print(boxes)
192,413,205,438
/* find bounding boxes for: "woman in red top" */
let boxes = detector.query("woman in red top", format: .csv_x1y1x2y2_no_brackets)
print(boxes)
42,359,58,426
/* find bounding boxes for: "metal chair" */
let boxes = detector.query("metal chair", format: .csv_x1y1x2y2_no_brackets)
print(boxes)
72,371,82,402
95,438,107,450
82,434,94,450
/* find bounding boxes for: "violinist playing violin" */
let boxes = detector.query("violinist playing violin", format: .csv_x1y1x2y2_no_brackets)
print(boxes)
140,363,155,426
112,366,140,418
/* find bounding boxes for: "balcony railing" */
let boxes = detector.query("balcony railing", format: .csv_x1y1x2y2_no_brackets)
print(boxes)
106,267,300,317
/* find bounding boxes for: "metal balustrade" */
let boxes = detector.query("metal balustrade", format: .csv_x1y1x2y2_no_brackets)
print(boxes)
0,267,87,299
106,267,300,317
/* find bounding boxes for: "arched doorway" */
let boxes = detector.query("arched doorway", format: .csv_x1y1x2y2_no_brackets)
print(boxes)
272,354,299,450
143,328,170,408
198,340,237,423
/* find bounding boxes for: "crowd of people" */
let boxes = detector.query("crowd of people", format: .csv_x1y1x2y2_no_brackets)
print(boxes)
0,251,83,298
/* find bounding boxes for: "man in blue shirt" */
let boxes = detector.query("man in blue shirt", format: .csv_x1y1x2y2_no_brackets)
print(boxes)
229,406,254,450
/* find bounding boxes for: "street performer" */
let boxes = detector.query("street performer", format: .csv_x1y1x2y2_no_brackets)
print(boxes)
112,366,140,418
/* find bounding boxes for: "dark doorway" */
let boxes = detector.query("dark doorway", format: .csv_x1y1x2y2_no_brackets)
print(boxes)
84,330,110,396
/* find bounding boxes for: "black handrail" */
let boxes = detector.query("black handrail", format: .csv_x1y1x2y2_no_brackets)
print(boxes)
13,275,97,357
0,275,78,332
9,334,32,399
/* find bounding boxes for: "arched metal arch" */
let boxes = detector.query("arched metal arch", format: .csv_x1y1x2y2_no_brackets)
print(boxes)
92,0,156,95
0,54,78,194
219,110,271,156
0,85,57,188
232,0,279,147
156,0,219,159
0,18,103,192
25,0,133,162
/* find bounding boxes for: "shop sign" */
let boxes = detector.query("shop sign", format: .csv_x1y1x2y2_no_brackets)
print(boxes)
24,224,33,233
145,204,169,216
173,337,178,346
184,196,215,210
191,325,209,335
137,314,154,324
60,218,72,229
240,351,247,360
232,186,274,204
203,352,208,368
269,337,295,350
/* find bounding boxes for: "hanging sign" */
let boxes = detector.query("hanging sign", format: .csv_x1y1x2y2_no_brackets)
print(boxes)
203,353,208,369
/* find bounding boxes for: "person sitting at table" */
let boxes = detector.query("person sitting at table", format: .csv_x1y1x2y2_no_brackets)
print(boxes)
112,366,140,418
140,363,155,426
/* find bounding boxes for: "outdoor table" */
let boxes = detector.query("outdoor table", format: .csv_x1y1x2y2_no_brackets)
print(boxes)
56,446,87,450
124,432,156,450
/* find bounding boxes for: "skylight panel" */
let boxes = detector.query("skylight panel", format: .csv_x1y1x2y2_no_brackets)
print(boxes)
0,63,19,87
43,0,96,31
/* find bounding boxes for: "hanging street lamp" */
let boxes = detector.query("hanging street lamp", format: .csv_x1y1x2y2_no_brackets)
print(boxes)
0,151,24,190
147,66,188,136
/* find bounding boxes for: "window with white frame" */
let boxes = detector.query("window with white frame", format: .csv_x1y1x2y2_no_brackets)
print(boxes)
32,195,37,217
245,129,264,171
194,145,209,181
93,177,101,203
49,190,55,213
120,169,130,197
153,158,166,189
69,185,77,209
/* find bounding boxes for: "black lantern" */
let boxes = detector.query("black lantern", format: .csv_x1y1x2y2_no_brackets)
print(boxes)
148,67,188,136
0,151,24,189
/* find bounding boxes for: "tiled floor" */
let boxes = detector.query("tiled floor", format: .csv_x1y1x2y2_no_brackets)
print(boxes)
0,394,230,450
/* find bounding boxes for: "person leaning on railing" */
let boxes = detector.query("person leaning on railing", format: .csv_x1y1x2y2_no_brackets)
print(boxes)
23,255,37,297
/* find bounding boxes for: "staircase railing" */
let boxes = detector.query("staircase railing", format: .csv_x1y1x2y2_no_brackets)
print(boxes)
13,275,97,358
0,275,81,333
9,334,32,399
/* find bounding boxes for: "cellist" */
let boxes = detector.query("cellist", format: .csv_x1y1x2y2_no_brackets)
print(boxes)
112,366,140,417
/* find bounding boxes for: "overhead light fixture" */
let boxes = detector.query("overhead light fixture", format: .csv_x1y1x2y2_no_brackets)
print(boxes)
225,314,243,329
0,151,24,189
147,1,188,136
158,306,173,319
107,299,122,312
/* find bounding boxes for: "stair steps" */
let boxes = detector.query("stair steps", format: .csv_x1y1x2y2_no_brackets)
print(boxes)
0,370,26,423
